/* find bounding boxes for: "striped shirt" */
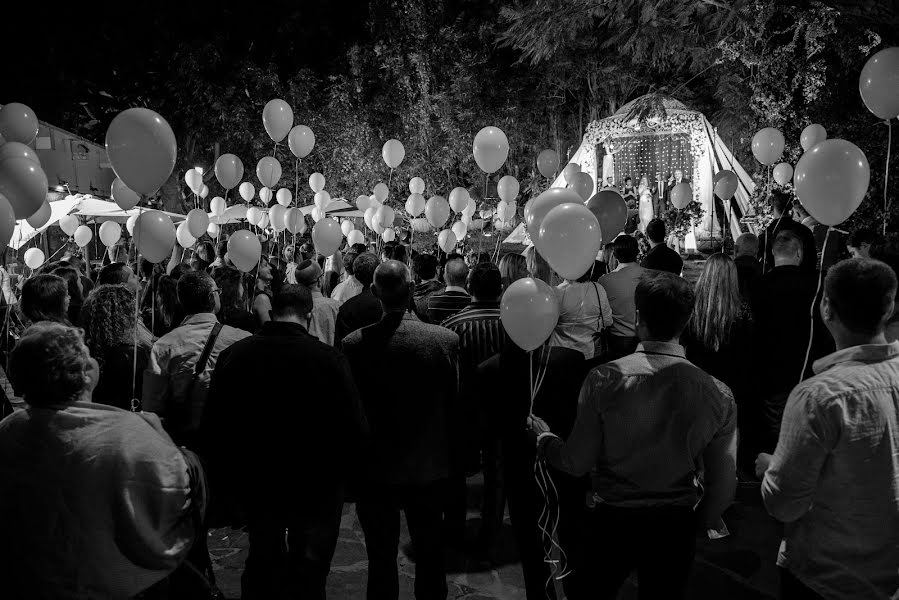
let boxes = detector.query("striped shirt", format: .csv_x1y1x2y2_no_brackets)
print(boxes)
442,302,507,388
427,288,470,325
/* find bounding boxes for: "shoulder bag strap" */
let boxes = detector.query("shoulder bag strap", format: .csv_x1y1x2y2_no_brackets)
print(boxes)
186,322,223,402
592,282,605,329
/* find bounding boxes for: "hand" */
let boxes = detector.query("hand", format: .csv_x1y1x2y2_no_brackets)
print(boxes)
527,414,550,436
755,453,773,479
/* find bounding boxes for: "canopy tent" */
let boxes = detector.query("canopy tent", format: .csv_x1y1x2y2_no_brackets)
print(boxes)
208,199,364,226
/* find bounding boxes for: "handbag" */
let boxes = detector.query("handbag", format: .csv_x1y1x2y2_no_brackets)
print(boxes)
591,282,610,360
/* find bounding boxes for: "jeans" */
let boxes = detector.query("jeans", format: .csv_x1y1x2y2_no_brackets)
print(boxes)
357,480,448,600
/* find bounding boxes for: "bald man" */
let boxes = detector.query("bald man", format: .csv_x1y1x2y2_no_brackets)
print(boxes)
427,258,470,324
342,260,459,600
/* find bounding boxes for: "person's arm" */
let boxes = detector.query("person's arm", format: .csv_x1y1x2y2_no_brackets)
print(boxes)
538,372,603,476
697,396,738,528
141,344,171,417
166,243,180,276
253,293,272,327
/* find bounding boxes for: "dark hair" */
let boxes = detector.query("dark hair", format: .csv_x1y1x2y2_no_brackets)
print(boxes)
322,271,340,298
98,262,132,286
352,253,379,287
213,267,246,311
772,230,801,259
52,267,84,306
645,219,666,244
177,270,216,314
272,284,313,318
625,176,633,184
195,241,215,263
216,240,229,259
468,262,502,301
21,274,69,324
154,275,181,334
635,272,695,340
342,252,358,276
9,322,91,405
825,258,897,335
498,253,528,289
612,235,639,263
768,190,791,215
735,233,759,257
412,253,438,280
847,228,882,249
351,243,367,255
139,257,155,279
391,245,408,264
82,284,138,355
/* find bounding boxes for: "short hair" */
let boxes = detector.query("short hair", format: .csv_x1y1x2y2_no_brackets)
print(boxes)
625,176,633,183
645,219,666,244
635,272,695,340
195,241,215,263
352,253,379,287
735,233,759,257
444,259,469,287
272,284,313,318
10,322,91,405
351,243,367,255
612,235,639,263
342,252,358,275
847,228,882,249
772,230,802,259
468,262,502,300
177,270,216,314
373,261,412,309
98,262,131,286
413,253,438,280
825,258,897,334
20,274,69,324
768,190,790,215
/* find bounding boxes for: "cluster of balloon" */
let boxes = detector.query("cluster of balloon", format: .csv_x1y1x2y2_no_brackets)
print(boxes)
134,211,176,263
228,229,262,272
24,248,44,269
539,203,602,281
537,149,560,178
426,196,450,229
383,139,405,170
98,221,121,248
473,126,509,174
437,229,457,253
500,278,559,352
524,187,582,251
794,139,870,226
751,128,785,165
669,182,692,209
313,218,342,256
215,154,244,191
112,177,141,210
585,190,627,244
0,103,48,231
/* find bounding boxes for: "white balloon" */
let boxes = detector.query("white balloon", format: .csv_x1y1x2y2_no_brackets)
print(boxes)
463,197,476,217
347,229,364,246
176,221,196,248
247,206,263,226
185,170,203,194
314,190,331,210
99,221,122,247
199,184,209,199
452,220,468,241
276,188,292,207
73,225,92,248
449,187,470,213
375,205,396,229
258,214,269,229
126,214,138,236
239,182,255,202
309,172,326,193
59,214,79,237
207,221,220,237
438,229,457,253
373,182,389,203
341,220,355,237
210,196,226,217
364,207,377,230
382,228,396,242
311,207,324,222
409,177,425,195
24,248,45,269
259,187,273,204
269,204,287,232
356,195,372,212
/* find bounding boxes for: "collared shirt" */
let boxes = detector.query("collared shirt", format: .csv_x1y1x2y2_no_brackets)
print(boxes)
413,279,444,321
544,341,736,508
442,301,507,388
598,263,647,337
309,290,340,345
330,276,363,305
550,281,614,359
762,342,899,600
142,313,250,443
428,288,471,325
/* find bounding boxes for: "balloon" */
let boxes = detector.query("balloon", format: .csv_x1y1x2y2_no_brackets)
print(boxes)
524,187,582,248
126,215,138,236
26,200,51,229
539,203,603,281
256,156,282,188
269,204,287,231
239,182,255,202
537,149,560,178
411,218,431,233
364,207,376,230
713,170,738,200
262,99,293,143
449,187,470,213
210,196,226,217
669,182,692,210
382,139,405,169
562,163,581,184
405,193,425,217
285,207,306,234
773,163,794,186
341,220,355,237
276,188,292,207
585,190,627,245
228,229,262,272
500,277,559,351
800,124,827,152
463,197,477,217
134,211,175,263
311,207,324,223
347,229,365,246
794,139,870,226
59,214,80,237
288,125,315,159
373,182,389,204
751,128,785,165
382,228,396,243
186,208,210,238
859,47,899,120
569,171,594,201
259,187,273,205
438,229,457,253
184,169,203,194
356,194,372,212
258,214,269,230
370,213,385,234
409,177,425,195
176,221,196,248
314,190,331,210
461,213,472,227
98,221,122,247
425,196,450,228
215,154,244,190
73,225,92,248
0,103,39,145
496,201,510,223
23,248,44,269
0,157,48,219
105,108,176,195
207,221,220,237
497,175,520,203
0,195,13,248
375,205,395,229
451,220,468,241
312,218,342,256
369,194,380,210
0,141,40,166
246,206,263,226
472,126,509,174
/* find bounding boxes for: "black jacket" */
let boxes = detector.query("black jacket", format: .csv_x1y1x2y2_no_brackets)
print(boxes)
757,216,818,273
335,286,383,344
641,244,683,275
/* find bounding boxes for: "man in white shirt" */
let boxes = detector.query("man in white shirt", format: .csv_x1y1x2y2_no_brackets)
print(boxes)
330,251,363,304
295,259,341,345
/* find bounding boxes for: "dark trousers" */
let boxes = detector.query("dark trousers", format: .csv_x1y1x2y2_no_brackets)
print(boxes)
763,391,791,452
780,568,825,600
580,504,696,600
357,480,448,600
607,335,639,362
240,488,345,600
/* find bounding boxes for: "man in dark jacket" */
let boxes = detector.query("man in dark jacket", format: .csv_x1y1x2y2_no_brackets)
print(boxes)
757,191,817,273
411,253,443,321
734,233,762,301
335,253,382,344
342,260,459,600
201,284,367,600
641,219,683,275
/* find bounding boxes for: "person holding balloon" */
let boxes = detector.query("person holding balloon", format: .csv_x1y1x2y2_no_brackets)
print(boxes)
757,191,818,273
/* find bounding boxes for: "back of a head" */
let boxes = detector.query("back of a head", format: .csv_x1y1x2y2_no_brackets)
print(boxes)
768,190,790,215
294,259,323,288
10,322,90,406
635,272,695,341
52,267,83,303
444,258,469,288
691,253,741,351
613,235,639,263
272,284,313,319
735,233,759,257
469,262,502,301
83,284,136,350
498,253,528,287
772,230,802,264
824,258,897,336
213,267,246,311
353,253,379,287
646,219,666,244
177,270,216,315
413,253,438,281
98,262,131,286
21,274,69,324
342,252,358,276
374,260,412,309
351,243,367,256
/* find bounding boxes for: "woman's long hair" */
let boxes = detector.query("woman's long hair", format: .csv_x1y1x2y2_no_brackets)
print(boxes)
154,275,181,335
83,285,137,356
498,253,528,290
690,253,743,351
213,267,246,312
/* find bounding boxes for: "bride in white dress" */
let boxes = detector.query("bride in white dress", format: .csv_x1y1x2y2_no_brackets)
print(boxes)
637,176,654,233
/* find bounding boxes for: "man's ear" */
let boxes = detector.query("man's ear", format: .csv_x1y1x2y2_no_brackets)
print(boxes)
820,294,832,323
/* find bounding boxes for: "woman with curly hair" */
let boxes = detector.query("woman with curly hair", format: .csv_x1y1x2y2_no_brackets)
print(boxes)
81,285,150,410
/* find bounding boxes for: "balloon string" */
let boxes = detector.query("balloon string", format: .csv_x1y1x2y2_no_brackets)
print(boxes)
295,159,300,204
131,278,140,411
273,141,278,162
798,227,831,386
884,120,892,236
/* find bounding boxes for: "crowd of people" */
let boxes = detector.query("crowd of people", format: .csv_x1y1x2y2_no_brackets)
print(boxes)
0,190,898,600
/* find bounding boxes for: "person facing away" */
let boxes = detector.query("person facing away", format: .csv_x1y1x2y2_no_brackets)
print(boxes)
427,258,471,325
341,260,459,600
200,284,367,600
598,234,647,360
331,251,363,304
335,252,383,344
870,234,899,342
19,273,70,326
751,230,834,451
640,218,683,275
529,272,737,600
52,266,85,326
295,258,341,345
142,270,251,448
550,262,614,364
412,253,443,321
0,322,205,599
733,233,762,302
497,252,528,291
757,190,818,273
757,258,899,600
212,266,257,334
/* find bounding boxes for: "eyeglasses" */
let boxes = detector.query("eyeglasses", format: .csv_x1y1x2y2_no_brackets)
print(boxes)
211,288,222,295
